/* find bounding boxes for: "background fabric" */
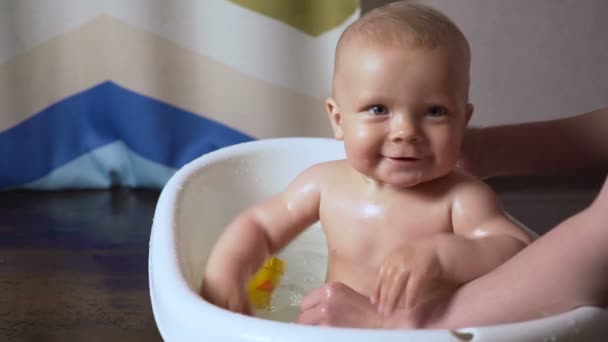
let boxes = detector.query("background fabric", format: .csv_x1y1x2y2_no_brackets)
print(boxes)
0,0,359,190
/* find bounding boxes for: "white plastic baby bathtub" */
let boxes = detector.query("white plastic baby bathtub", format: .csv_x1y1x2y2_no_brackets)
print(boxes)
149,137,608,341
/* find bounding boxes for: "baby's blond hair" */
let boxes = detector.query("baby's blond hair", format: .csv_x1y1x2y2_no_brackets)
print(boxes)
344,1,469,50
334,1,471,96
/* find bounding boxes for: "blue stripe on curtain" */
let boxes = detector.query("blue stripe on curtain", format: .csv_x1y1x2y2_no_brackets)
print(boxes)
0,81,253,189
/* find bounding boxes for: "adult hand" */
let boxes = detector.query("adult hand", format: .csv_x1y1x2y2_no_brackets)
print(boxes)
297,282,385,328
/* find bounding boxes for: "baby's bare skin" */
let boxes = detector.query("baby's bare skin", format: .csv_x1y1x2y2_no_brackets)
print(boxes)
321,159,455,296
313,160,531,306
201,156,532,316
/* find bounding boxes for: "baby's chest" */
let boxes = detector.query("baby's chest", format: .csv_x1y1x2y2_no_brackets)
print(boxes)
319,193,453,264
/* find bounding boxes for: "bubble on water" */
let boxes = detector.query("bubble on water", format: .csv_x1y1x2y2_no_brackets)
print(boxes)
290,286,304,306
269,284,305,311
272,285,288,308
260,246,327,321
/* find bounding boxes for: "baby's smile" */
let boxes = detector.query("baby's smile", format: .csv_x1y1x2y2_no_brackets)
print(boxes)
384,155,423,165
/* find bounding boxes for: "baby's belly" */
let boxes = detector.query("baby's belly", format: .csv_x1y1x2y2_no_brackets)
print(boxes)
326,256,456,302
326,258,378,297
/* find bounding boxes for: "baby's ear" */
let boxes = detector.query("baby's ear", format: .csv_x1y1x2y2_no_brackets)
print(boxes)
464,103,474,126
326,98,344,140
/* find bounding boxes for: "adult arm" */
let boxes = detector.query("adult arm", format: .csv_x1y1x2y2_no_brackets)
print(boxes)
464,107,608,178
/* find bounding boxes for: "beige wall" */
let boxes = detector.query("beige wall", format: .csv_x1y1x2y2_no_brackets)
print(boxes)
361,0,608,126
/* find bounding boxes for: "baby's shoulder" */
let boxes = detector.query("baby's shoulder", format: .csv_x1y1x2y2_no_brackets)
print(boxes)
290,159,349,188
299,159,348,177
445,171,497,200
440,172,502,214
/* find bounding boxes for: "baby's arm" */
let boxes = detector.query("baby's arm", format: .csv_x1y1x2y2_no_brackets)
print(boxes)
437,179,533,284
201,165,324,314
373,179,533,314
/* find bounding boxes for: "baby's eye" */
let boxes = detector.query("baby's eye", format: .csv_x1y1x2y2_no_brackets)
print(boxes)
368,105,389,116
426,106,447,117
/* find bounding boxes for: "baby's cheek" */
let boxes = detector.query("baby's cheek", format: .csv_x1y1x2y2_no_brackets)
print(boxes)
344,148,377,177
435,137,462,163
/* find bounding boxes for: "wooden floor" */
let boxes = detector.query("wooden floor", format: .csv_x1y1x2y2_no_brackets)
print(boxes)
0,173,604,341
0,189,162,341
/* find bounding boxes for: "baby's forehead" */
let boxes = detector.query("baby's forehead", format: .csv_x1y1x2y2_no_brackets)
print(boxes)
333,39,471,102
335,36,468,75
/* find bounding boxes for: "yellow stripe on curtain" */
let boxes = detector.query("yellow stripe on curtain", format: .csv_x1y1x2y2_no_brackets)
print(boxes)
230,0,360,36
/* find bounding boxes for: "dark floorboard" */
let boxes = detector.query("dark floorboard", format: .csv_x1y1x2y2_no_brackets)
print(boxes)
0,189,162,341
0,173,604,341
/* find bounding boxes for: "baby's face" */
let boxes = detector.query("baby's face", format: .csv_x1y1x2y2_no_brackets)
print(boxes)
328,41,473,188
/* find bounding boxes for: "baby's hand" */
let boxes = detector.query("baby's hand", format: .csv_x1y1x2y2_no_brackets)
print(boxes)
201,270,252,316
371,239,442,316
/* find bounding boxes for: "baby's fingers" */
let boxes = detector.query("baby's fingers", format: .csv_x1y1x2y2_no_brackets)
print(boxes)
371,267,386,305
381,272,408,316
404,274,425,310
228,292,252,316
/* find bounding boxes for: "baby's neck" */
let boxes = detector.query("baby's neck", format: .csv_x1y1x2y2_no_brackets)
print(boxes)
358,170,457,195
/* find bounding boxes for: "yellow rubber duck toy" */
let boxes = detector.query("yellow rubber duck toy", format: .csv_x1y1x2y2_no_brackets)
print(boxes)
248,257,285,310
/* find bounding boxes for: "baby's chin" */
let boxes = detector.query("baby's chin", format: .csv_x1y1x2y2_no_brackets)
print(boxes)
385,177,428,189
366,173,428,189
380,169,455,189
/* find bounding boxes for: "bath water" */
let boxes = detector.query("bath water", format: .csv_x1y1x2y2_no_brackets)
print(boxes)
255,223,327,323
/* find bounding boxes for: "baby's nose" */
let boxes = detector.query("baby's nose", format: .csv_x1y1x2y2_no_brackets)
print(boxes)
388,115,421,143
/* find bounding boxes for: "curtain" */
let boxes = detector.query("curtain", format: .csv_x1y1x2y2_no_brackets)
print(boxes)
0,0,359,190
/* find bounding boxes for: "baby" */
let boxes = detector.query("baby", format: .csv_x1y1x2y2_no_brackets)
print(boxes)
202,1,533,321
